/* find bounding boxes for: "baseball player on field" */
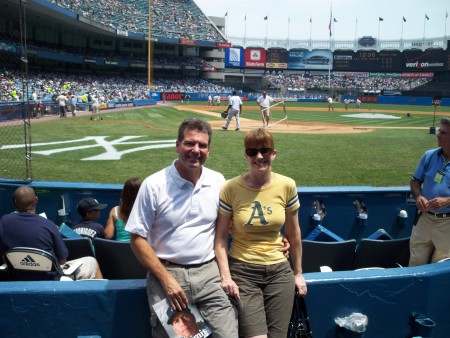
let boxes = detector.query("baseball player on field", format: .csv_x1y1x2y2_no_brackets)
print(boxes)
222,90,242,131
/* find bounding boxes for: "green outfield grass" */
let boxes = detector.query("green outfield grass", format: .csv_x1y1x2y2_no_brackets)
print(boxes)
2,102,446,186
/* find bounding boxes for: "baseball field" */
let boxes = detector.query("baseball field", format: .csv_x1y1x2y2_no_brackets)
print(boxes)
1,101,445,186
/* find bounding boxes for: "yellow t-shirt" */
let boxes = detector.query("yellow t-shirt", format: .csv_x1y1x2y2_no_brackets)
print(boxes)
219,173,300,265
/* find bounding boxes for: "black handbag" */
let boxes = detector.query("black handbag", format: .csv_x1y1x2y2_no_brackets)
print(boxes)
287,292,313,338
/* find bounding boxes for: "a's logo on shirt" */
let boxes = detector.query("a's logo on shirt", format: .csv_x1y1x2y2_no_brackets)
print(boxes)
244,201,271,227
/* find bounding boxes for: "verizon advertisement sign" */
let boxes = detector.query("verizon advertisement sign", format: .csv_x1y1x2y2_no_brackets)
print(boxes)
244,48,266,68
403,50,445,71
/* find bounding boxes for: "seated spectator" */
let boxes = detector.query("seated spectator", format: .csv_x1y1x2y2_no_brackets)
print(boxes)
72,197,107,240
0,186,102,280
105,177,142,242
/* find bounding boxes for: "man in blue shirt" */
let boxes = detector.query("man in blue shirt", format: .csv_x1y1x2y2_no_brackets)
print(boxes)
0,186,102,280
410,117,450,266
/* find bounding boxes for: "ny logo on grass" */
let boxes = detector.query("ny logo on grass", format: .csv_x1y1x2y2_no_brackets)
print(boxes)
1,136,175,160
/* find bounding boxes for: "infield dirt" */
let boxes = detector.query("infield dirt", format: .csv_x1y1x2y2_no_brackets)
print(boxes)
176,104,433,134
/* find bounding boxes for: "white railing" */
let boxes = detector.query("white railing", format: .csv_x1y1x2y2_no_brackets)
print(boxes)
228,36,449,51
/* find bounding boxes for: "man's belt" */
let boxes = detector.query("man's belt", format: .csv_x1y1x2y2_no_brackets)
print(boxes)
160,257,214,268
427,211,450,218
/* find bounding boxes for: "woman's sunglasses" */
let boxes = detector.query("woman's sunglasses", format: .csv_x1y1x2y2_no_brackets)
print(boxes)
245,147,273,157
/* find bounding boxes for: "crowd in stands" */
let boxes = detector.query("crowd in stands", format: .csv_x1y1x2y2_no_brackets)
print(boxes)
264,72,431,93
0,67,231,102
1,68,149,102
1,65,433,103
48,0,224,42
153,78,232,94
154,55,212,69
151,0,223,41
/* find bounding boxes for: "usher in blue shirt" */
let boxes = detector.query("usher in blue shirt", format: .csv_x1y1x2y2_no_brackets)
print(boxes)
412,147,450,213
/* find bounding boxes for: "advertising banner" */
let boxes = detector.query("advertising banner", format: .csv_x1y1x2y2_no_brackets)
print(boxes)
244,48,266,68
288,50,332,70
216,42,232,48
225,48,244,67
403,49,446,71
179,39,196,45
402,72,434,78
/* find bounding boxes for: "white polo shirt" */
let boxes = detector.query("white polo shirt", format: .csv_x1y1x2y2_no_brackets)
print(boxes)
126,160,225,265
257,95,273,108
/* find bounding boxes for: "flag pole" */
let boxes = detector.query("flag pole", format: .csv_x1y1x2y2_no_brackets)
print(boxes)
147,0,152,90
287,17,290,48
244,14,247,46
401,17,404,46
265,16,268,47
309,18,312,48
423,16,425,38
328,4,332,96
423,14,427,38
377,18,381,51
445,11,448,37
225,12,228,38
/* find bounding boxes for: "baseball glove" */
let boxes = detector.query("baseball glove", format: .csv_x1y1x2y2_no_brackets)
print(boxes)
221,111,228,119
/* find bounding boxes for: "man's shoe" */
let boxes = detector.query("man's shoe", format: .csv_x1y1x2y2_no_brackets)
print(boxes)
222,126,227,130
235,128,240,131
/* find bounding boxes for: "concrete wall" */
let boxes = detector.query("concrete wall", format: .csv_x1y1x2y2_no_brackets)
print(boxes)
1,263,449,337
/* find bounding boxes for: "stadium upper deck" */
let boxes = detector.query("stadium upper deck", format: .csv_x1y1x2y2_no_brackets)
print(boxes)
45,0,225,42
0,0,448,99
39,0,448,51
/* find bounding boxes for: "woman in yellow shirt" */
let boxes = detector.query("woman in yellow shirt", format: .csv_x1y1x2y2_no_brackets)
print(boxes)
215,128,307,338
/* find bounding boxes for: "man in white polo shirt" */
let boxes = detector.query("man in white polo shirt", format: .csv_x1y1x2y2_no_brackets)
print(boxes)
256,91,275,128
126,118,239,338
222,90,243,131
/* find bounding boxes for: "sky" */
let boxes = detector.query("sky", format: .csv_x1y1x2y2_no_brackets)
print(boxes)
194,0,449,42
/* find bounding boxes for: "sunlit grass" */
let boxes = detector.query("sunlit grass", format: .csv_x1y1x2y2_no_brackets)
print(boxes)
2,102,442,186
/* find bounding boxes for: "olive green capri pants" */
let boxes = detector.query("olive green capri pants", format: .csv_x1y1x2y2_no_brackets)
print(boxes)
229,257,295,338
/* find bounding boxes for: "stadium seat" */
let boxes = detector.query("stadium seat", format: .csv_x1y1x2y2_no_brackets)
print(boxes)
93,238,147,280
3,247,82,281
63,238,95,261
352,237,410,269
301,239,357,273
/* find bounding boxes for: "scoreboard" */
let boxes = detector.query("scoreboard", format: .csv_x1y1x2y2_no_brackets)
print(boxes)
266,49,288,69
333,51,403,71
